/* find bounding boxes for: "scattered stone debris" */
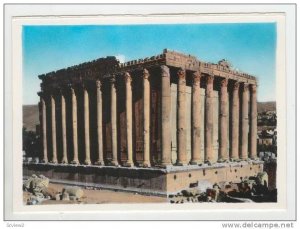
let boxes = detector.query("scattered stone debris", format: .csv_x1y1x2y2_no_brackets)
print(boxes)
23,174,85,205
63,186,84,199
23,174,50,205
168,172,276,203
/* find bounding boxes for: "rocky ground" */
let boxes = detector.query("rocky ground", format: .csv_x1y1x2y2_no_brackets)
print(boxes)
23,172,276,205
168,172,277,204
23,182,167,205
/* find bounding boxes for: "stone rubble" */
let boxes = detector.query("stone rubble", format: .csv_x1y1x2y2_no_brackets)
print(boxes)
23,174,84,205
169,172,274,203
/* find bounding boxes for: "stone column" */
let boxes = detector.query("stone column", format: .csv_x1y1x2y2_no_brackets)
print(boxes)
250,84,258,160
83,84,91,165
241,83,249,160
230,82,240,160
124,72,134,167
142,69,151,167
205,75,214,163
50,94,58,163
110,76,119,166
190,71,202,165
219,78,229,162
61,90,68,164
95,80,104,165
161,65,172,167
40,93,48,163
176,68,187,166
70,87,79,164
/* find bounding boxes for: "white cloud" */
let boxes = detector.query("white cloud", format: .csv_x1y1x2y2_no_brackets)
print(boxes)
115,54,126,63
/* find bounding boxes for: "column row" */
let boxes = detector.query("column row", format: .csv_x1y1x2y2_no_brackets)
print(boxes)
39,65,257,167
160,66,258,166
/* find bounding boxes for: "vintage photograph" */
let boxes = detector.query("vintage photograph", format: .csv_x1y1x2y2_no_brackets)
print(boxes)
22,23,278,205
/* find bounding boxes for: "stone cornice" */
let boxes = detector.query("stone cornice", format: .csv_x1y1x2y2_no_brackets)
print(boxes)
38,49,257,88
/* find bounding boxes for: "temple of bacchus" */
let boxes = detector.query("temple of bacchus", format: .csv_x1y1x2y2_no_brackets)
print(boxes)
24,49,263,196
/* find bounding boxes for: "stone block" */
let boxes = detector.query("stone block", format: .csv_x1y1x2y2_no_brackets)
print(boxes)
63,186,84,199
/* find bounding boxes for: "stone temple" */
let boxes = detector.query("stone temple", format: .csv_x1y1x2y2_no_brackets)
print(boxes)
23,49,263,196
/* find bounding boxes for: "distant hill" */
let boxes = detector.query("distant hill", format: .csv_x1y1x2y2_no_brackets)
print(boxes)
257,101,276,113
23,104,39,132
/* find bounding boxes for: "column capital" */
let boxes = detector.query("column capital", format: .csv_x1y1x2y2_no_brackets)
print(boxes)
96,80,102,89
124,72,132,82
192,71,201,86
177,68,186,79
242,83,249,91
160,65,170,77
58,87,66,95
70,86,76,94
250,84,257,93
82,81,89,90
220,78,228,87
37,91,45,97
110,75,116,84
233,81,240,90
206,74,214,84
143,68,150,79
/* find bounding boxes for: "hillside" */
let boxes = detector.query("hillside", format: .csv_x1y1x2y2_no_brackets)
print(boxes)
257,101,276,113
23,104,39,132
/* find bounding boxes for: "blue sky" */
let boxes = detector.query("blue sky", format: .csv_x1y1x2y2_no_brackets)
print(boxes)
23,23,276,105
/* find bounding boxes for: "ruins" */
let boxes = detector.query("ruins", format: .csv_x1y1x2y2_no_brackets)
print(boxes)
23,49,263,196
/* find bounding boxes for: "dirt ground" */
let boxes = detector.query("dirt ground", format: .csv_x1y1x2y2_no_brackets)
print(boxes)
23,183,167,205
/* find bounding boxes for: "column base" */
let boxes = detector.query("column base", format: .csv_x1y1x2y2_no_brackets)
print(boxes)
61,158,68,164
70,160,79,165
84,160,91,165
217,158,229,163
158,162,172,168
141,161,151,168
204,160,213,166
110,160,119,166
123,161,134,167
229,158,240,162
190,160,202,165
50,160,58,164
94,160,105,166
175,161,188,166
41,159,48,163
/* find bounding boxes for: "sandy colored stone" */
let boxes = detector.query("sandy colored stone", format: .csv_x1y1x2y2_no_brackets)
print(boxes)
176,69,187,165
205,75,214,162
83,85,91,165
63,186,84,199
71,87,79,164
160,65,172,166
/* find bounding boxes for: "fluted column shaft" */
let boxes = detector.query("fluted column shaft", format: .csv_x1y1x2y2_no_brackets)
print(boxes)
191,71,202,165
50,94,58,163
230,82,240,160
124,72,134,167
241,83,249,160
205,75,214,163
71,87,79,164
219,78,229,161
250,84,258,159
40,95,48,163
83,85,91,165
176,69,187,166
142,69,151,167
110,77,119,166
161,65,172,167
61,91,68,163
95,80,104,165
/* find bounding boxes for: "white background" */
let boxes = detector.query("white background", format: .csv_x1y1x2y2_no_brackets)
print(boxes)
1,0,298,228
